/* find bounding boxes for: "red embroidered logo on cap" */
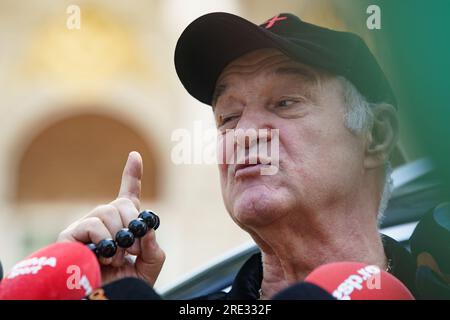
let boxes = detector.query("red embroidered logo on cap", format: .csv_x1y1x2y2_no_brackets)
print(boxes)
264,14,287,29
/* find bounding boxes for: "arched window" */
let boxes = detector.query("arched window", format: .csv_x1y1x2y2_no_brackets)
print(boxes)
16,113,158,203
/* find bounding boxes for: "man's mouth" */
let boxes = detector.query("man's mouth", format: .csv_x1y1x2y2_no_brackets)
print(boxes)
233,157,273,178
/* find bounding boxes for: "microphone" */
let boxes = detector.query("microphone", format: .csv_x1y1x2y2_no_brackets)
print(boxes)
272,282,336,300
0,242,101,300
304,262,414,300
85,277,162,300
410,202,450,298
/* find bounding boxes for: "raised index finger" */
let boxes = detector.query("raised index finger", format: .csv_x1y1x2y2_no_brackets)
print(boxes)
118,151,143,209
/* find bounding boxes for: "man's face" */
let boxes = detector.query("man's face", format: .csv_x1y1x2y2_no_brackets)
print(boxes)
213,48,366,229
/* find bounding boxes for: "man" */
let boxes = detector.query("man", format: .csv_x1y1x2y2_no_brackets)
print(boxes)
57,12,417,299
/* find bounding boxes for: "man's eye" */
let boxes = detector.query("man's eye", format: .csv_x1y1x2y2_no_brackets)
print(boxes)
220,115,238,125
276,99,297,108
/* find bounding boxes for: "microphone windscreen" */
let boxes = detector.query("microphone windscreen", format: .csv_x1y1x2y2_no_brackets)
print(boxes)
86,277,162,300
305,262,414,300
272,282,336,300
0,242,101,300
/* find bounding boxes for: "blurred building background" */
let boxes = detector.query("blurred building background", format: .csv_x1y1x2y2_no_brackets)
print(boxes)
0,0,425,289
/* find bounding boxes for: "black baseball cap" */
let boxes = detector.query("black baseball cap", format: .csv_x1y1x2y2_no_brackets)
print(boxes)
175,12,396,107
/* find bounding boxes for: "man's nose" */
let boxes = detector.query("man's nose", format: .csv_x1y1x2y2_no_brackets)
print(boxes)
234,110,273,149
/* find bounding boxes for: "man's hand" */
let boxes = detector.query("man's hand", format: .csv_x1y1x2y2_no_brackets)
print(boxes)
57,151,165,286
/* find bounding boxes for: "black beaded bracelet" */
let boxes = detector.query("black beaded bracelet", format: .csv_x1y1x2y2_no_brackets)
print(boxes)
87,210,160,258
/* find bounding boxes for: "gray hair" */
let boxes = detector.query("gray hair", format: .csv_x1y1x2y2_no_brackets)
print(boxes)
338,76,394,222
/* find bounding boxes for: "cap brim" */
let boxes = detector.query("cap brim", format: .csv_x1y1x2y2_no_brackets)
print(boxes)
175,12,290,106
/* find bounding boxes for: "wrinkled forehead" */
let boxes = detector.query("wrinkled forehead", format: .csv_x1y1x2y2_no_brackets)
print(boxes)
217,48,323,82
212,48,327,107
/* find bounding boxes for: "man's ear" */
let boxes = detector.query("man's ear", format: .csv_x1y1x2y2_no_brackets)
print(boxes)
364,103,399,169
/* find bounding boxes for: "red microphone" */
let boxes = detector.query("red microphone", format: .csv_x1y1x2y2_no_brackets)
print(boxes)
0,242,101,300
304,262,414,300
